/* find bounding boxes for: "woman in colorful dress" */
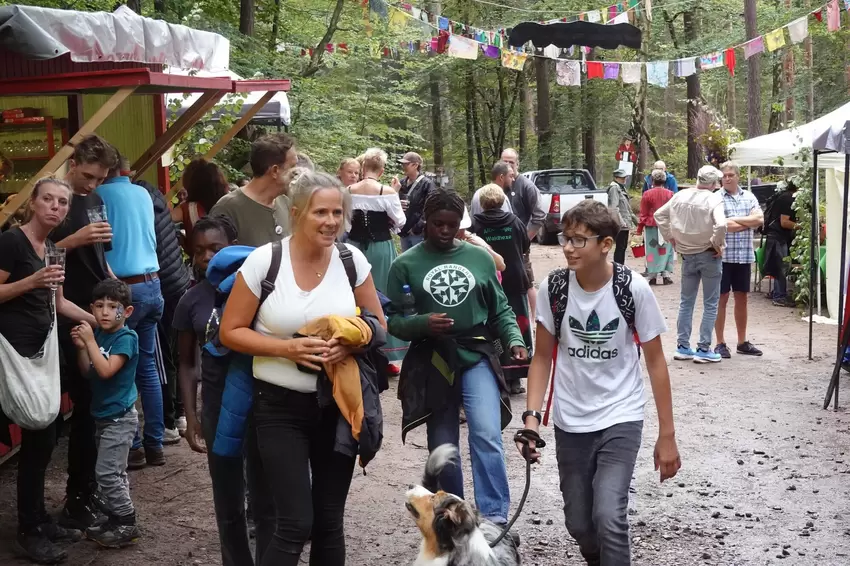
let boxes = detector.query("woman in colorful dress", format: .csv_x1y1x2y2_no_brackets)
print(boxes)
637,169,675,285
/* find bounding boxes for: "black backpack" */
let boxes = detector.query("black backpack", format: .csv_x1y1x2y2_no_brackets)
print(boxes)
547,263,639,351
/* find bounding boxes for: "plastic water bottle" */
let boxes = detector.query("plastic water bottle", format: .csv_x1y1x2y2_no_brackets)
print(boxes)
401,284,417,317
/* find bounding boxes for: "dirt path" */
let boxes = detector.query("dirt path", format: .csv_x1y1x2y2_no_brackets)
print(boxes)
2,244,850,565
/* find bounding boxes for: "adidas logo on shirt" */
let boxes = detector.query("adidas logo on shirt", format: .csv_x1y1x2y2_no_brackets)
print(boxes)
568,310,620,360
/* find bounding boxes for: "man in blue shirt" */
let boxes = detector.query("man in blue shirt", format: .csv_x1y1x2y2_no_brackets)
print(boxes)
96,157,165,469
642,160,679,193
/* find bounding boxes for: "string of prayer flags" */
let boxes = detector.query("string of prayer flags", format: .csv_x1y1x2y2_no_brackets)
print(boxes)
828,0,841,31
646,61,669,88
603,62,620,79
501,51,528,71
481,44,500,58
448,35,478,59
743,37,765,60
787,17,809,44
621,62,642,83
675,57,697,77
556,60,581,86
764,28,786,52
586,10,602,23
724,48,736,76
611,12,629,24
845,0,850,10
699,52,724,70
543,45,560,59
438,16,449,31
586,61,604,79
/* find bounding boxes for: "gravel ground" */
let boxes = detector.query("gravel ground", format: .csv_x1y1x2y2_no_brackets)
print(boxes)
2,243,850,565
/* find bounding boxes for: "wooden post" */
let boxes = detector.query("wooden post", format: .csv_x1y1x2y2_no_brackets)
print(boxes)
0,87,136,227
166,90,277,200
131,90,227,179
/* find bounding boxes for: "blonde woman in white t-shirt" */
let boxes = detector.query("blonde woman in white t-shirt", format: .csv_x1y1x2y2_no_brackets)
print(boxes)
219,169,385,566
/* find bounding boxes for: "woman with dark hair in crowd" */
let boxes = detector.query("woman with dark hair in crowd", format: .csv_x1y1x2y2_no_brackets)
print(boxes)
0,178,96,564
171,158,230,254
386,189,528,527
218,169,385,566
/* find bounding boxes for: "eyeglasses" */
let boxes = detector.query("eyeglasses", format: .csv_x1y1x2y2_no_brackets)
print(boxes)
557,234,601,248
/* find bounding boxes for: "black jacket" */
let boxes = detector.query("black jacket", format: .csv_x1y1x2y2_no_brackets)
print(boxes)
399,175,436,237
398,326,511,443
472,209,530,297
316,310,388,469
138,181,190,301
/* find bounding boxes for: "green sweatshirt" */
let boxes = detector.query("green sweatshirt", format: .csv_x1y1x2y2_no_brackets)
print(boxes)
387,240,524,367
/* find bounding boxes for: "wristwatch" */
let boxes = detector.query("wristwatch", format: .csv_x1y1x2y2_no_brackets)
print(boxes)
521,410,542,426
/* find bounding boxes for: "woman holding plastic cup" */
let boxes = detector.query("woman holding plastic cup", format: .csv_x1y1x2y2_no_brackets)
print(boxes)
0,177,96,564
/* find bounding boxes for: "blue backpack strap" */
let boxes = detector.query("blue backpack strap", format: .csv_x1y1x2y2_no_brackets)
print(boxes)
547,268,571,342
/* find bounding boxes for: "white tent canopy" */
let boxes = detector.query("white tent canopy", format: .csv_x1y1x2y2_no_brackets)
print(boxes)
729,102,850,169
164,68,290,126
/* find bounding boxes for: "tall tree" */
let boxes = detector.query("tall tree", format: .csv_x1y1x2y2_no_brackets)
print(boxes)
683,9,703,177
240,0,254,37
744,0,762,137
428,0,444,169
535,58,553,170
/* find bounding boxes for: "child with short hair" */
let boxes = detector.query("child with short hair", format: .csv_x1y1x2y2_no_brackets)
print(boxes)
71,279,141,548
519,200,680,565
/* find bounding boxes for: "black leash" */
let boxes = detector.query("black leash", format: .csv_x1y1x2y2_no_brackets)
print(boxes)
488,428,545,548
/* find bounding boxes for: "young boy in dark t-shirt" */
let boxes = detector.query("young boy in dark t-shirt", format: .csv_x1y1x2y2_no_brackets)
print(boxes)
71,280,141,548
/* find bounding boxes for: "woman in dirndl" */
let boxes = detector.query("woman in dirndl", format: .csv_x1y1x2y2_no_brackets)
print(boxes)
637,169,676,285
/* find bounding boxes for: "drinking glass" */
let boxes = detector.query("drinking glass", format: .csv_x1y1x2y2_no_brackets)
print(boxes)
45,248,66,290
87,205,112,251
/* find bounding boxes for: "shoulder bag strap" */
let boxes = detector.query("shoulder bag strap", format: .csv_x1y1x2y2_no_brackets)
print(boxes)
335,242,357,290
259,240,283,306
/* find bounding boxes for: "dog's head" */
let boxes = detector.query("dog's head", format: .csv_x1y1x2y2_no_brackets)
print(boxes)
406,485,480,555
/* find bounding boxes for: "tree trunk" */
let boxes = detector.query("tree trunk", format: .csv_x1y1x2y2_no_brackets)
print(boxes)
783,0,795,124
240,0,255,36
684,10,702,178
567,89,580,168
635,7,650,181
581,53,597,180
126,0,141,13
471,90,487,185
744,0,762,137
430,73,444,169
518,69,528,157
154,0,166,17
465,69,476,195
536,58,553,170
768,53,783,133
269,0,282,51
804,0,815,121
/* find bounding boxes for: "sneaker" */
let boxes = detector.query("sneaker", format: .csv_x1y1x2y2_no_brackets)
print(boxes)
673,346,695,360
163,428,181,445
87,523,140,549
648,278,659,286
693,349,722,364
176,416,188,436
387,363,401,377
145,447,165,466
773,297,796,307
59,495,105,531
714,343,732,359
737,341,763,356
37,522,82,544
14,532,66,564
662,277,674,285
127,448,146,470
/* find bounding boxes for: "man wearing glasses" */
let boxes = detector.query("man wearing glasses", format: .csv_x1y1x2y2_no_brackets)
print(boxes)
210,134,298,247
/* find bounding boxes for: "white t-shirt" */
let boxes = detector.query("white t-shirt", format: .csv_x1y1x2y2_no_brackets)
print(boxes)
238,237,372,392
537,270,667,433
470,187,512,218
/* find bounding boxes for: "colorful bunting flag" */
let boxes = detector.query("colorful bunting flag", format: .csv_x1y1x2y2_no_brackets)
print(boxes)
482,45,500,59
700,52,724,70
501,51,528,71
389,7,407,29
438,16,449,30
611,12,629,25
764,28,786,52
828,0,841,31
646,61,669,88
724,48,736,76
603,63,620,79
743,37,765,59
621,62,642,83
556,61,581,86
586,10,601,23
543,45,560,59
813,8,823,22
586,61,604,79
675,57,697,77
787,17,809,44
447,35,478,59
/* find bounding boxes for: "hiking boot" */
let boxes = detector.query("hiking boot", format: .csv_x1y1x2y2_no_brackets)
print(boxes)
648,277,659,286
87,523,140,549
145,447,165,466
127,448,146,470
509,379,526,395
773,297,796,307
662,277,674,285
737,341,763,356
693,349,722,364
14,532,67,564
176,416,188,436
673,346,695,360
714,343,732,359
163,428,181,446
37,522,82,544
59,494,105,531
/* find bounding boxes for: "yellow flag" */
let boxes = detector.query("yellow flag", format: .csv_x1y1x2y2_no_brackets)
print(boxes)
389,7,407,30
501,51,528,71
765,28,786,52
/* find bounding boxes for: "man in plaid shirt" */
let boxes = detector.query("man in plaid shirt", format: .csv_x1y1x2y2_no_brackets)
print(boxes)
714,162,765,358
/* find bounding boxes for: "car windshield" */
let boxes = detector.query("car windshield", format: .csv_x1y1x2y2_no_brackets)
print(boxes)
534,172,592,193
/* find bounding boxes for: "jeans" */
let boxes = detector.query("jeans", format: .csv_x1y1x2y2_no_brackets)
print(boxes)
253,379,356,566
126,278,165,450
614,230,629,265
18,420,57,534
400,233,424,252
555,421,643,566
159,294,183,430
677,251,722,351
201,378,275,566
425,359,511,523
95,408,138,518
59,325,97,499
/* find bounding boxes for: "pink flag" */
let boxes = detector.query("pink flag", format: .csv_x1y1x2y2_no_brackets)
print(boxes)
743,37,764,60
828,0,841,31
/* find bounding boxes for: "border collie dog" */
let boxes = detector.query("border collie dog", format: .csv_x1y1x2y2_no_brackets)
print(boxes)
405,445,521,566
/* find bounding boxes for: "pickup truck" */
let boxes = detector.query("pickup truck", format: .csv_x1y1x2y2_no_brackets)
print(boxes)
521,168,608,244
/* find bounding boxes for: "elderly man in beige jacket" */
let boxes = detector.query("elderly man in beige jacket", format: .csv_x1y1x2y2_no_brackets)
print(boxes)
654,165,728,364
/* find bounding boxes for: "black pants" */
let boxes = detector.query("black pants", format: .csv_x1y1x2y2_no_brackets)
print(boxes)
18,421,57,534
201,379,275,566
59,325,97,499
159,294,183,430
614,229,629,265
253,380,356,566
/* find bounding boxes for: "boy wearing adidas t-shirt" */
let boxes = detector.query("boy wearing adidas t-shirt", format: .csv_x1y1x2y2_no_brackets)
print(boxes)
519,200,680,565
